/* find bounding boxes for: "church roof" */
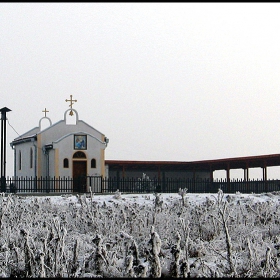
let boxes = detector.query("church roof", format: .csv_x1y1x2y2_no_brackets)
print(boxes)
10,134,37,146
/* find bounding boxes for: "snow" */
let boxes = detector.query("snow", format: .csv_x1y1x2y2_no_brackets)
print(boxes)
1,189,280,278
27,190,279,208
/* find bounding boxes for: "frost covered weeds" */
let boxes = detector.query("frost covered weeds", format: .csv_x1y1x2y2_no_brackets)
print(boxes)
0,189,280,277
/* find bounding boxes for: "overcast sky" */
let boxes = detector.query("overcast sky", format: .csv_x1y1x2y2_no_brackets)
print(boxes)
2,2,280,179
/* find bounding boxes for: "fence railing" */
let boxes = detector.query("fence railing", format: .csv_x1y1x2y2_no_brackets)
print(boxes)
2,176,280,194
101,177,280,194
4,176,75,193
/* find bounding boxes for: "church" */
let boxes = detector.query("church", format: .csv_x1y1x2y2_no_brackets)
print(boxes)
9,95,280,194
10,96,109,191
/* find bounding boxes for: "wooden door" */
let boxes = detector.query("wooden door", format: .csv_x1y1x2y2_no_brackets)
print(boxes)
73,161,87,192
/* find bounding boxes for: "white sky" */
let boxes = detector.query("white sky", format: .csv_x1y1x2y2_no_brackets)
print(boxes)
2,3,280,179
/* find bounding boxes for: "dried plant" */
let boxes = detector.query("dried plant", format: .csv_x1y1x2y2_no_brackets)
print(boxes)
0,191,279,277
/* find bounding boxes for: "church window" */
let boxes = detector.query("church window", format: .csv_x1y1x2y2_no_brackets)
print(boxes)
63,158,69,168
19,150,22,170
91,158,96,168
73,151,86,158
30,148,33,168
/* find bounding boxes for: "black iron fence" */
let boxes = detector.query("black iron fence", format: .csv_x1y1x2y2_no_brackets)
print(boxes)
2,176,280,194
101,177,280,194
4,176,75,194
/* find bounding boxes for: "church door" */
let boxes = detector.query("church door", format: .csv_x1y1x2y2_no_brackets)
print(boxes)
73,160,87,193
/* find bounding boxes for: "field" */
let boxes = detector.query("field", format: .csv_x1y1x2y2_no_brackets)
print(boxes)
1,189,280,278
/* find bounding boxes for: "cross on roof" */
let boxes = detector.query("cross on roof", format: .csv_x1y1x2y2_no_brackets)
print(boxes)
42,108,49,117
65,95,77,116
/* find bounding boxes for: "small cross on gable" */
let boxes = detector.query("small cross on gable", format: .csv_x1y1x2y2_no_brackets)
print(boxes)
42,108,49,117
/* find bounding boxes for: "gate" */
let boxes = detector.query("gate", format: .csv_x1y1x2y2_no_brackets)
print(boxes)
73,175,87,193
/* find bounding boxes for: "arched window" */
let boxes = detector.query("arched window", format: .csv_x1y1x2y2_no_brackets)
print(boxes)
30,147,33,168
19,150,22,170
63,158,69,168
73,151,86,158
91,158,96,168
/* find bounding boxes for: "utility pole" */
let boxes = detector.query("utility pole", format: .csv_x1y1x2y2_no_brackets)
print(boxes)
0,107,11,192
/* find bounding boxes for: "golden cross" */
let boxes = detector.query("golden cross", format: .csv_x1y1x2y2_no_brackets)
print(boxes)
42,108,49,117
65,95,77,116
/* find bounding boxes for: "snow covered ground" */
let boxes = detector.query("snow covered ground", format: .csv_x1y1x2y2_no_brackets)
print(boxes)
39,190,280,207
1,189,280,277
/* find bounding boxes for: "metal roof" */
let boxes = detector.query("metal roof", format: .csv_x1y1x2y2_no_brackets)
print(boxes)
105,153,280,172
10,135,37,146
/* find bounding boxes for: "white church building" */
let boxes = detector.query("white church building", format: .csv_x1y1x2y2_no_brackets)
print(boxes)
10,96,109,192
9,96,280,195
